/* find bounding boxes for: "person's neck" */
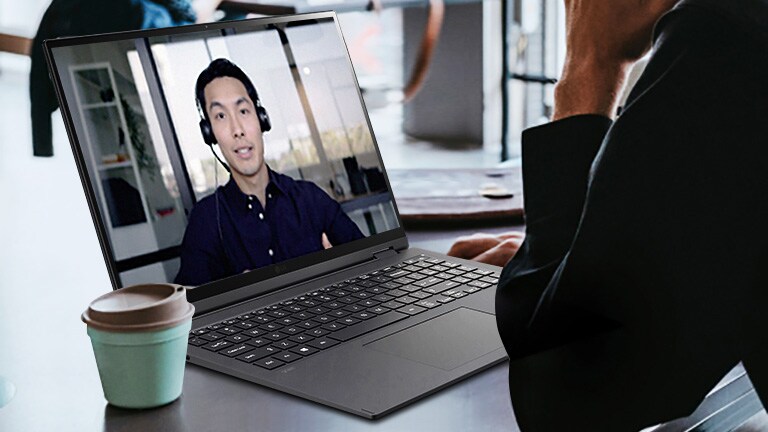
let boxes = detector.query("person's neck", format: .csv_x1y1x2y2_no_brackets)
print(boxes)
232,166,269,207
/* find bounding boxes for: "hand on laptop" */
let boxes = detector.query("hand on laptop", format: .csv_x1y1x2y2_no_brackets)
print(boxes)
554,0,677,120
447,231,525,267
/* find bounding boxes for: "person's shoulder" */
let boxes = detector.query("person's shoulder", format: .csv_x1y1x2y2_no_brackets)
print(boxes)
187,189,221,224
273,170,329,198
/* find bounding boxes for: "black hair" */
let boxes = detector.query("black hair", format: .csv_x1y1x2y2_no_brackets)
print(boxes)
195,58,260,119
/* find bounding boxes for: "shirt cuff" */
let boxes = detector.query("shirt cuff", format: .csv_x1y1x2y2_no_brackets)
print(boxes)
522,115,613,241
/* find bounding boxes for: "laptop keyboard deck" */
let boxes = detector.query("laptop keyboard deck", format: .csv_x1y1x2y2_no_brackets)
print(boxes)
188,254,499,370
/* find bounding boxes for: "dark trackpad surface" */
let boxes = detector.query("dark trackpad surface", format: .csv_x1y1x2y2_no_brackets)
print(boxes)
364,308,504,371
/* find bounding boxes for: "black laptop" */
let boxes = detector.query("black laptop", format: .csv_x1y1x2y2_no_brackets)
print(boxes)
44,11,507,418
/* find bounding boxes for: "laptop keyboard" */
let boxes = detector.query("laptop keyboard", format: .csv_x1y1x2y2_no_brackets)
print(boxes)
188,254,499,370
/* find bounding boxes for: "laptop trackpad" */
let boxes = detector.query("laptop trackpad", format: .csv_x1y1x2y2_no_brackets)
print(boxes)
364,308,503,371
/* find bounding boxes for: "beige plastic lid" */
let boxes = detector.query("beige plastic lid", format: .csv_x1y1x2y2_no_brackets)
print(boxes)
82,284,195,332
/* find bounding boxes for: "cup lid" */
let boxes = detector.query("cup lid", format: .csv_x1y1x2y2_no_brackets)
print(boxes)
82,284,194,332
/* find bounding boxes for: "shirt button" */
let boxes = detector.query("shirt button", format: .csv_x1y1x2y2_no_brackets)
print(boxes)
248,196,254,201
248,204,252,210
268,193,272,199
268,249,274,257
259,213,264,220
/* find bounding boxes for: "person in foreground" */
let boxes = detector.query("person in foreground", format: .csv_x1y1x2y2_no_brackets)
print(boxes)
451,0,768,430
175,59,364,286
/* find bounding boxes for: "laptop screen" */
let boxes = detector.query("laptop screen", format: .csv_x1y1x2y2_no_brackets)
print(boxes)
46,13,403,295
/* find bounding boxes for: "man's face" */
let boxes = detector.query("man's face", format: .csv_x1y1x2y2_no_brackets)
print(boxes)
204,77,265,178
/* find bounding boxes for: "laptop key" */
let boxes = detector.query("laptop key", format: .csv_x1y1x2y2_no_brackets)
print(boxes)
265,332,288,341
388,289,408,298
410,291,431,299
275,352,302,363
250,315,272,324
290,334,314,343
413,277,442,288
468,281,492,289
234,321,255,330
436,296,455,304
380,300,405,310
396,296,418,304
290,345,319,356
393,277,416,285
337,296,357,304
201,332,225,342
367,306,388,315
221,344,253,357
255,357,285,370
480,276,499,284
243,328,265,337
245,337,270,347
330,310,350,318
337,317,360,326
380,282,401,290
398,284,421,293
423,280,462,295
307,328,329,337
226,334,251,344
328,311,408,342
396,305,427,316
353,311,375,320
299,320,320,329
357,299,380,308
415,299,440,309
191,328,209,336
188,337,207,346
452,276,472,284
236,350,268,363
308,337,339,350
342,304,365,313
322,322,346,331
217,327,240,335
203,340,233,352
272,340,297,350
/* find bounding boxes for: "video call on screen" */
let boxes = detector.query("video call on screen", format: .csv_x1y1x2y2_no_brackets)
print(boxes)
52,17,399,288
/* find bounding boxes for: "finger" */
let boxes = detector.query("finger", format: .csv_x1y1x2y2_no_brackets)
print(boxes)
322,233,333,249
447,236,501,259
472,237,525,267
496,231,526,240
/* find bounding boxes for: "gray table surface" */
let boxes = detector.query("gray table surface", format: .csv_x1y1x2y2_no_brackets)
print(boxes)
0,224,522,432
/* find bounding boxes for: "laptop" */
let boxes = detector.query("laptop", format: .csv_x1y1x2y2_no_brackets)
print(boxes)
44,11,507,419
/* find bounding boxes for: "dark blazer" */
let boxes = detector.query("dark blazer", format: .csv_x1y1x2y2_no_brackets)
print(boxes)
496,1,768,430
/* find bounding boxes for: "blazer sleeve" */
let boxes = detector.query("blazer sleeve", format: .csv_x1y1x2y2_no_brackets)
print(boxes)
495,115,612,359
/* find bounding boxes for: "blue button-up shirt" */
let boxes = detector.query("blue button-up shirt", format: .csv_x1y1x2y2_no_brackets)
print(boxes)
175,168,365,286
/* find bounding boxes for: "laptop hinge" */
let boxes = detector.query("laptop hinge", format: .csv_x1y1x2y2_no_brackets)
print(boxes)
373,247,397,260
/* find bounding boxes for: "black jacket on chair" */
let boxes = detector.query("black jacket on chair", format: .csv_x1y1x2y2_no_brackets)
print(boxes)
496,0,768,430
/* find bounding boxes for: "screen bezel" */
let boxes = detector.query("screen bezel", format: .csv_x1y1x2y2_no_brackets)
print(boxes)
43,11,408,310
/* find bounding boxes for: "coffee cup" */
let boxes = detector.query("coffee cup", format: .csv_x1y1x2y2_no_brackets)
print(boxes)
82,284,194,409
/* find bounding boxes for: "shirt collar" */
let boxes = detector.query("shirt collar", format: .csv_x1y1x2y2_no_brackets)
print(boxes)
221,165,287,208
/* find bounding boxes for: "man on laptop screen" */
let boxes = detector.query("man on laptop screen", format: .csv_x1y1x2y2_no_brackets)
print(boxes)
175,58,364,286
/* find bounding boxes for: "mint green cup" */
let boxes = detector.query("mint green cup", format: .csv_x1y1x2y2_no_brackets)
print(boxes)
83,284,195,409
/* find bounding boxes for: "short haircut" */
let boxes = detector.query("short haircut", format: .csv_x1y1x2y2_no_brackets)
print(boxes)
195,58,259,119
